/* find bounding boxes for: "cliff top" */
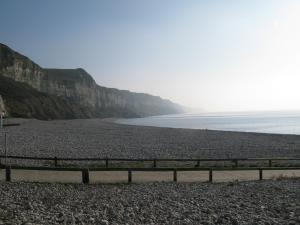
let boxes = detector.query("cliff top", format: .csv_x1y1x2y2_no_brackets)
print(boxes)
1,43,96,85
43,68,95,84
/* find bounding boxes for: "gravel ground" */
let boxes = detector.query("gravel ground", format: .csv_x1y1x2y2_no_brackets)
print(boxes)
0,178,299,225
0,118,300,160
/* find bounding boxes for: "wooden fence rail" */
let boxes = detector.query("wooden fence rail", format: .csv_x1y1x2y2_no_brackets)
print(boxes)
1,155,300,168
1,165,300,184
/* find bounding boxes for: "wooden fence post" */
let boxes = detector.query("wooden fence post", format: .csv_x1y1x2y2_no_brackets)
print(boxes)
82,168,89,184
5,166,11,182
233,159,238,167
128,170,132,183
153,159,157,168
173,169,177,182
54,157,58,167
4,132,7,165
105,158,109,168
268,160,272,167
259,169,263,180
209,169,213,183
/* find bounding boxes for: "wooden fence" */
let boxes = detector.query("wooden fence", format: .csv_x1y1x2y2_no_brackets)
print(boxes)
1,165,300,184
1,156,300,184
1,155,300,168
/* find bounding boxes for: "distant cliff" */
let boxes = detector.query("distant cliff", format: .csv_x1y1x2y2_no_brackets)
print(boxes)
0,43,183,119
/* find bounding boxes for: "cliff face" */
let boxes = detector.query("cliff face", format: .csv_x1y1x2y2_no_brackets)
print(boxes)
0,74,96,119
0,44,44,90
0,43,183,119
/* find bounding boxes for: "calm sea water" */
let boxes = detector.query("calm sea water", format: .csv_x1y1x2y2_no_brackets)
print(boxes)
117,111,300,135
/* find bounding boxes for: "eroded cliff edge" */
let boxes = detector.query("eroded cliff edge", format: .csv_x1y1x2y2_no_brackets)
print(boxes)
0,43,184,119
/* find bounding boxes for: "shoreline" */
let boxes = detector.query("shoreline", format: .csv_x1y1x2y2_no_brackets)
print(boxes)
117,111,300,136
115,119,300,137
5,116,300,137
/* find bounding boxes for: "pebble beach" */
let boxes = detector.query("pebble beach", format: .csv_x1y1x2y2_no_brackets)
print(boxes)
0,179,299,225
0,118,300,224
1,118,300,160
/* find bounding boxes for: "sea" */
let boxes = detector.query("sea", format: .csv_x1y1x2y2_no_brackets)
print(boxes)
117,111,300,135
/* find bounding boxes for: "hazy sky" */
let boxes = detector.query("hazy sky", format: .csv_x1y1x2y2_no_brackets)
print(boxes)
1,0,300,112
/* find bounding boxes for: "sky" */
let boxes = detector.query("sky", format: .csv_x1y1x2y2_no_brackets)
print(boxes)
1,0,300,112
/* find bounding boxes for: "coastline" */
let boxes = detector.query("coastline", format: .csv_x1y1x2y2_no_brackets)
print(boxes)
117,111,300,135
116,118,300,137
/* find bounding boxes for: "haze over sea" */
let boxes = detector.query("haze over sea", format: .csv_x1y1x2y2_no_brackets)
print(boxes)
118,111,300,135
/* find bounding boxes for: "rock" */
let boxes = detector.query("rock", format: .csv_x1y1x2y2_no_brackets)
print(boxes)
101,219,109,225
